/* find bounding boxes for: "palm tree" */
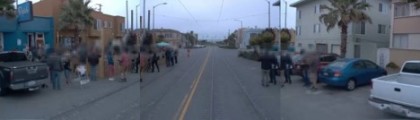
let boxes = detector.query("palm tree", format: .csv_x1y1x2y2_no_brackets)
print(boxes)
319,0,371,58
0,0,16,18
59,0,95,46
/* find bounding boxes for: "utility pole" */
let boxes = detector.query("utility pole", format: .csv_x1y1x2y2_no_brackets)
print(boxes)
131,10,134,31
143,0,146,30
266,0,271,28
147,10,151,30
284,0,287,28
126,0,128,32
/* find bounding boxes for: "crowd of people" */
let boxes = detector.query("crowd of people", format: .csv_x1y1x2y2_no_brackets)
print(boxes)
259,50,320,92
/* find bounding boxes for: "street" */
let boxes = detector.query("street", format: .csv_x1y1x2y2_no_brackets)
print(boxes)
0,46,407,120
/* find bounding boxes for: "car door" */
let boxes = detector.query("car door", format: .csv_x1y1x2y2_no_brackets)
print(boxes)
362,60,383,84
351,61,368,84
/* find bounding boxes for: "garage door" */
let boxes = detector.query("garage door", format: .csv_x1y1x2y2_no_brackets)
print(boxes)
316,43,328,54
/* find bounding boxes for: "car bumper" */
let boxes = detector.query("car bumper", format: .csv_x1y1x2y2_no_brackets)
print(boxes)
9,79,49,90
318,76,346,86
369,97,420,119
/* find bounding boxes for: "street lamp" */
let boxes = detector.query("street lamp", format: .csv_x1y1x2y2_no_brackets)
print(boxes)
265,0,271,28
234,19,243,28
153,2,167,29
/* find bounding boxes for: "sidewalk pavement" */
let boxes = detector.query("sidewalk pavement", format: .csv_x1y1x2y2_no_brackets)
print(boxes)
0,64,174,120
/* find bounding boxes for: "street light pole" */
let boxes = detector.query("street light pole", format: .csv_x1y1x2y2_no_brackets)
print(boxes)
136,4,140,29
153,2,167,29
266,0,271,28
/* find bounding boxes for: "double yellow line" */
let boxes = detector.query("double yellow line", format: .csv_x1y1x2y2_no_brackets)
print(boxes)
175,49,212,120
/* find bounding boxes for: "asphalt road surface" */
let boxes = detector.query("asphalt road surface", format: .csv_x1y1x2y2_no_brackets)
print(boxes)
0,46,408,120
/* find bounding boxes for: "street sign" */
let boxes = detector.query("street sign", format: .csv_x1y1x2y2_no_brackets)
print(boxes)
17,1,33,23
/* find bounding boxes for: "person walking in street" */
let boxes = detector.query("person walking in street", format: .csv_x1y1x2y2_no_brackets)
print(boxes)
151,52,160,72
281,51,293,84
259,51,276,87
107,51,115,81
87,48,101,81
187,48,191,57
47,50,64,90
119,48,130,82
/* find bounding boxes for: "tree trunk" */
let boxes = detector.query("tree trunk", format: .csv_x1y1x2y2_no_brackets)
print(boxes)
340,25,348,58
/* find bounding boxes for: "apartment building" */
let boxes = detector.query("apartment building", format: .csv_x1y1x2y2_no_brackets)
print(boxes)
32,0,125,78
150,29,184,48
291,0,391,62
235,28,264,49
32,0,125,49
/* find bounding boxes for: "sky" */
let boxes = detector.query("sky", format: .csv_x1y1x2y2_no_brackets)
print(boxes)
27,0,299,40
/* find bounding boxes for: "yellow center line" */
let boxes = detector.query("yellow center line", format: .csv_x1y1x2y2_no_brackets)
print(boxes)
176,48,212,120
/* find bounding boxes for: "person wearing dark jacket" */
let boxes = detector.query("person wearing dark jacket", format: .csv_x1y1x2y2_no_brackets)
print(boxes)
151,53,160,72
269,56,279,85
87,49,101,81
259,52,276,87
47,51,64,90
281,52,293,84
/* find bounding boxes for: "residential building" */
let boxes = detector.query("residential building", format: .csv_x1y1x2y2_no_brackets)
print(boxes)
0,16,54,51
32,0,125,78
375,0,420,68
235,28,264,49
291,0,391,62
150,28,184,48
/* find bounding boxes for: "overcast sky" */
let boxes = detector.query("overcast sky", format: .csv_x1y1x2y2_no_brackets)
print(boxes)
28,0,298,40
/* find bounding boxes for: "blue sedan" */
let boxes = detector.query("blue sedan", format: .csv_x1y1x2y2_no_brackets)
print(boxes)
318,59,387,91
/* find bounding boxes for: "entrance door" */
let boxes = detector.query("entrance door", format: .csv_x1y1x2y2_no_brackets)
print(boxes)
27,33,36,48
354,45,361,58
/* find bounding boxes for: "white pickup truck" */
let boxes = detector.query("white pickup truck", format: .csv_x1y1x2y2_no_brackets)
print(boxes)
369,61,420,119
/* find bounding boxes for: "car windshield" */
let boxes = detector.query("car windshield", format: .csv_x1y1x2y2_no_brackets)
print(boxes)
0,52,27,62
328,61,348,68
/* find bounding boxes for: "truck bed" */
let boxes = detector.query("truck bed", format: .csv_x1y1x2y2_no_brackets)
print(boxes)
371,74,420,108
379,74,420,86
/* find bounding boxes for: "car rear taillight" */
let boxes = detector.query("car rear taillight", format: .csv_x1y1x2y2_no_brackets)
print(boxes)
334,71,341,77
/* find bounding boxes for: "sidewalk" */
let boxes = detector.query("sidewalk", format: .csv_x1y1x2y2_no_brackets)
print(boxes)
0,64,174,119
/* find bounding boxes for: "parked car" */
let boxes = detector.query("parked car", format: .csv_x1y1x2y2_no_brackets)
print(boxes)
0,51,50,96
369,61,420,119
318,58,387,91
291,53,339,76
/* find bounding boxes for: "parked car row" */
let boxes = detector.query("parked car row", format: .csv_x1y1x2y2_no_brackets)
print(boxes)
290,53,419,119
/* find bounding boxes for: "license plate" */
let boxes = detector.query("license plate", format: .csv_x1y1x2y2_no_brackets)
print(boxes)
27,81,36,86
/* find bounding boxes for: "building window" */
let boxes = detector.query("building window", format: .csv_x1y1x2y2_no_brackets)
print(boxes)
313,24,320,33
314,4,320,14
121,23,124,31
296,26,301,35
378,24,386,34
308,44,314,49
393,3,420,17
298,10,302,19
165,33,173,38
354,22,365,34
95,19,102,30
393,34,409,49
110,22,113,28
379,3,383,12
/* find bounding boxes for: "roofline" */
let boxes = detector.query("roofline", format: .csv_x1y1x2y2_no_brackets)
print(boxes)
290,0,310,7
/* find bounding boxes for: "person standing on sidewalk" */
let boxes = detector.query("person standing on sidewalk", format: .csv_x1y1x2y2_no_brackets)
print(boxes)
174,49,178,64
119,48,130,82
107,51,115,81
259,51,275,87
151,52,160,72
269,54,279,85
63,50,72,85
281,52,293,84
47,50,64,90
306,52,320,91
165,49,171,67
87,48,101,81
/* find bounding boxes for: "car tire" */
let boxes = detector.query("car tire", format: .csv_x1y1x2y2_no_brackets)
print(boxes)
0,85,7,96
346,79,356,91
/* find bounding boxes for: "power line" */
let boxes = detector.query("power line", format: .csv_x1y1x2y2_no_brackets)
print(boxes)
176,0,199,26
217,0,225,22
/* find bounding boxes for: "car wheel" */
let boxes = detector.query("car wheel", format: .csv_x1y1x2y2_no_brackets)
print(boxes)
346,79,356,91
0,85,7,96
